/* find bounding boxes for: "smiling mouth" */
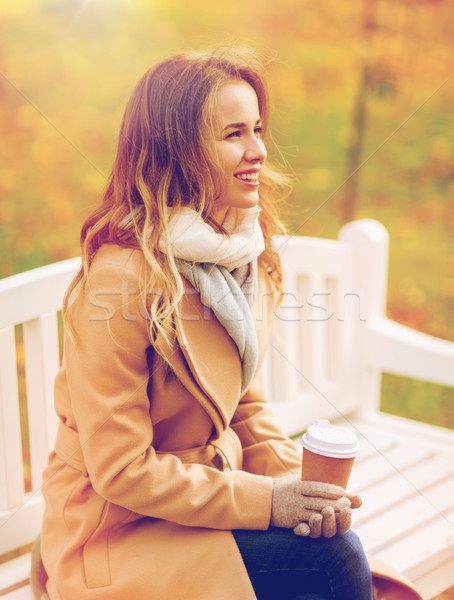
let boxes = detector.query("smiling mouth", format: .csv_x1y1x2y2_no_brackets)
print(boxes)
235,172,259,182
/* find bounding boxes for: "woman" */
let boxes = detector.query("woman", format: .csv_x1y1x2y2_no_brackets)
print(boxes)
38,48,374,599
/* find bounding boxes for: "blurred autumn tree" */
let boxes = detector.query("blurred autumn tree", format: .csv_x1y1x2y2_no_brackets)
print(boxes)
1,0,453,426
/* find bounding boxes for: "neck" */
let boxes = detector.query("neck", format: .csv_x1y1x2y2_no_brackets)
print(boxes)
210,206,229,227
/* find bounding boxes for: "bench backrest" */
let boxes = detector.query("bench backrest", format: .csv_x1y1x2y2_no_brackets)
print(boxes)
265,219,389,434
0,218,390,562
0,257,80,558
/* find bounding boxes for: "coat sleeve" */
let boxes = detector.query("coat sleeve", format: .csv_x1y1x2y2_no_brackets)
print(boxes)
64,256,273,531
230,369,302,477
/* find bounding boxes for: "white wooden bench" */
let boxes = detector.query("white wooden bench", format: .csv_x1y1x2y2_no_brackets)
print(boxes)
1,219,453,599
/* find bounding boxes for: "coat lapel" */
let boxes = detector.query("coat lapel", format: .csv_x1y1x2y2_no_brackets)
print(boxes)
154,266,278,432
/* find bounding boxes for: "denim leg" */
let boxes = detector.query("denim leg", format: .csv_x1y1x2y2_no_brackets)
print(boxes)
232,528,373,600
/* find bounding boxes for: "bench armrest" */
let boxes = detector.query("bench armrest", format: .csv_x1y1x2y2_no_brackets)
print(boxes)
364,317,454,388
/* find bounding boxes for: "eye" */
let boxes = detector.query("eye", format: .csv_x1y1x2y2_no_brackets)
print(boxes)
254,126,264,137
225,130,240,139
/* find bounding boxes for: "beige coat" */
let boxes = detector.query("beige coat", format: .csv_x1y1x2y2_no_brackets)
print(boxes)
41,244,423,600
41,244,302,599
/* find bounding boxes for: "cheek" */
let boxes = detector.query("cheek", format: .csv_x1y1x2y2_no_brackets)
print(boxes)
217,145,241,172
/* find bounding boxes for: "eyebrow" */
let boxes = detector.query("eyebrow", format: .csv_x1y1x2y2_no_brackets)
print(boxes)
222,119,262,132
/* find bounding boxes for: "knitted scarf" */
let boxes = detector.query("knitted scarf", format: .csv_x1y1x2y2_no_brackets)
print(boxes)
166,206,264,393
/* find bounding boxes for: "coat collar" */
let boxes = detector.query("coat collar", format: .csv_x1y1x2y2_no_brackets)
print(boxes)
154,265,278,433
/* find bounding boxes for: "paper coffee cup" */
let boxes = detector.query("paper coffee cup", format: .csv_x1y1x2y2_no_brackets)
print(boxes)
301,420,360,488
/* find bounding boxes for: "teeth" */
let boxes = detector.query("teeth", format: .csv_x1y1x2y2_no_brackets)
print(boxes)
236,173,259,181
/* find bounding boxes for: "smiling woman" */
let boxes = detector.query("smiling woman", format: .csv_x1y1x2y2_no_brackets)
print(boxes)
34,48,374,600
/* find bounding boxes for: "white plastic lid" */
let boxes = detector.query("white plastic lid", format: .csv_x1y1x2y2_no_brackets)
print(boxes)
301,420,360,459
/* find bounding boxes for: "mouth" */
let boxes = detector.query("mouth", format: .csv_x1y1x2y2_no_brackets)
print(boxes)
234,170,260,185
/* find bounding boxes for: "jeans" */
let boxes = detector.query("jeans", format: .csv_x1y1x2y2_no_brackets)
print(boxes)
232,528,373,600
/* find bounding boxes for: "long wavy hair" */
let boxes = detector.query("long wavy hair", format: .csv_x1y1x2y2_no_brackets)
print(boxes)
64,47,293,347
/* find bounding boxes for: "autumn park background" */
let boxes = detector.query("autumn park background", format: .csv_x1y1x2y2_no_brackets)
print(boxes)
1,0,453,429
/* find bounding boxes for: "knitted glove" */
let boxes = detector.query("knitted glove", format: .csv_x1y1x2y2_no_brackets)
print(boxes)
270,475,362,539
293,505,354,538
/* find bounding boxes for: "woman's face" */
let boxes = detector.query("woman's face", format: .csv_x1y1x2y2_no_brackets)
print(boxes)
212,79,267,219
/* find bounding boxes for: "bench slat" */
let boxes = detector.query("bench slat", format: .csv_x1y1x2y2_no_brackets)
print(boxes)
0,553,32,599
23,314,60,491
355,477,454,553
0,494,43,556
355,455,454,525
374,506,454,581
0,327,24,511
349,444,432,490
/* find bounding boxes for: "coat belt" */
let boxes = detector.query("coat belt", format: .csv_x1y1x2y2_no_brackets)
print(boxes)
54,421,87,474
54,421,243,475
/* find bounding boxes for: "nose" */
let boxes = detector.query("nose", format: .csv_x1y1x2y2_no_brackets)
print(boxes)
245,135,267,163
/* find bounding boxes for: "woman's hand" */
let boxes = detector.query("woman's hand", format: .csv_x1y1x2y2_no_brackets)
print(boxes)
270,475,362,538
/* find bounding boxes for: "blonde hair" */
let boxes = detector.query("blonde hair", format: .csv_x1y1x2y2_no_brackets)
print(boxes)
65,47,293,347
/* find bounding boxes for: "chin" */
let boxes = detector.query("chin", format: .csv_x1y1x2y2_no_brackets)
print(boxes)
215,191,260,212
236,194,260,209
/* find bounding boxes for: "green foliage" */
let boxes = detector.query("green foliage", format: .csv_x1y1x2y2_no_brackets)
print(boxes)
382,374,454,430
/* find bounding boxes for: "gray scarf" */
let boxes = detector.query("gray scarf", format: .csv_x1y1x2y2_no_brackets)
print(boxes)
177,260,258,393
